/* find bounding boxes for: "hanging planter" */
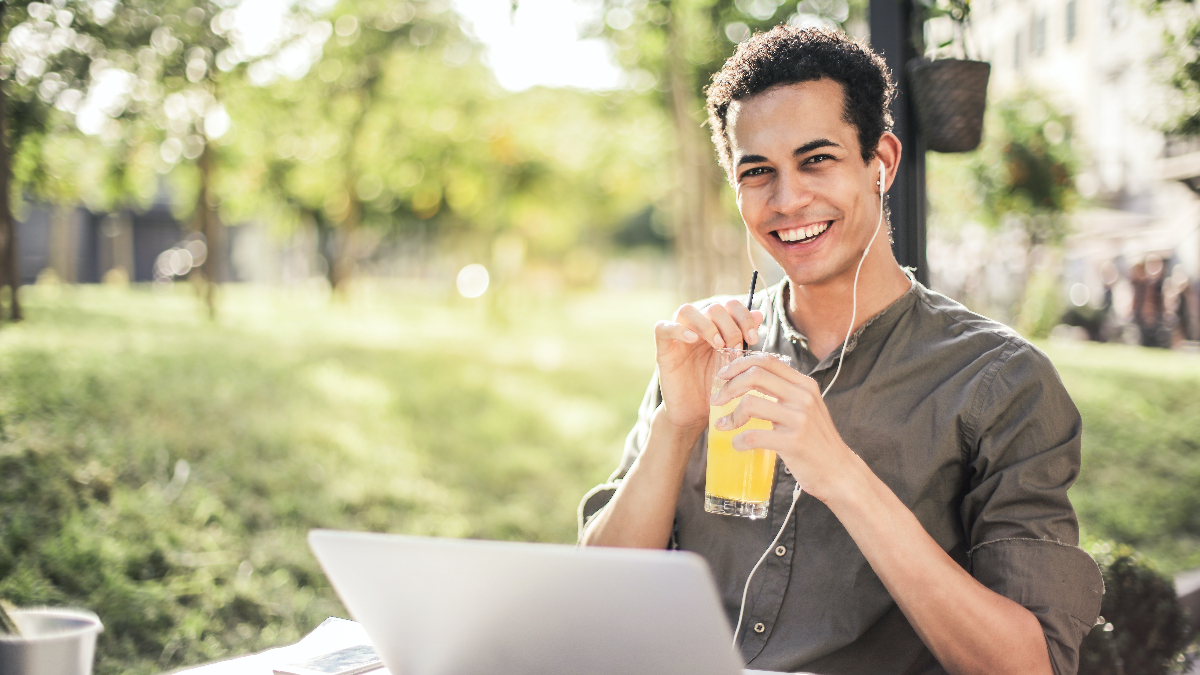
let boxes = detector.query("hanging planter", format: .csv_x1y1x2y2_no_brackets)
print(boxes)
907,58,991,153
909,0,990,153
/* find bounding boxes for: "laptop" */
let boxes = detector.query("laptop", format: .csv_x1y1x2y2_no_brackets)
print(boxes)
308,529,778,675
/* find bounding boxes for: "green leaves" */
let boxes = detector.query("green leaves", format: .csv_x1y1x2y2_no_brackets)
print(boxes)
0,599,20,636
968,90,1080,244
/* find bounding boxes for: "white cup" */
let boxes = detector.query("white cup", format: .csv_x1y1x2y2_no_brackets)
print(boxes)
0,608,103,675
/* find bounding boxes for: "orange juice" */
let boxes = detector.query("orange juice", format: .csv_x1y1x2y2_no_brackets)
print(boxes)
704,390,776,519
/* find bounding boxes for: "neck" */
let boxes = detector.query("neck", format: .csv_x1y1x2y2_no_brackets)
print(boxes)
786,249,911,361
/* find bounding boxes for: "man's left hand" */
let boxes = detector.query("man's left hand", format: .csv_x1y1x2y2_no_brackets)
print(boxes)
710,352,855,503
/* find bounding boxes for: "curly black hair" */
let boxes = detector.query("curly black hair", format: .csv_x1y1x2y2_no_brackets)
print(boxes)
705,26,895,179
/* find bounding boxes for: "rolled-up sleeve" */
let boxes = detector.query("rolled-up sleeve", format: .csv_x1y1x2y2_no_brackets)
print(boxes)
576,372,662,541
961,341,1104,675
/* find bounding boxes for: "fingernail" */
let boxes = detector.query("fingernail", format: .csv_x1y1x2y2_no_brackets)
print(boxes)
683,330,697,342
713,335,726,348
715,416,730,430
710,392,720,404
747,329,758,344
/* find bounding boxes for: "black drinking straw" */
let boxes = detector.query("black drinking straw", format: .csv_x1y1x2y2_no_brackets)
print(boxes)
742,270,759,351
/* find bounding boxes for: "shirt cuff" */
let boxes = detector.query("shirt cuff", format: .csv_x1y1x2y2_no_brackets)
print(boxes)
576,482,618,543
968,538,1104,675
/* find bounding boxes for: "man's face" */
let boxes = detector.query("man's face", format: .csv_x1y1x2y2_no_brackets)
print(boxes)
727,79,882,287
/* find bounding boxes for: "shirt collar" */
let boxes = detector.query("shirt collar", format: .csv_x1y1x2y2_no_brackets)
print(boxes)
770,272,920,370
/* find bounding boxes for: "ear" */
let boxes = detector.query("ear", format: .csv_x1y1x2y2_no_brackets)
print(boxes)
872,132,902,194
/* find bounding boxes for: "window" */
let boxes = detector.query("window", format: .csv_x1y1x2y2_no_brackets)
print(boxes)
1066,0,1077,42
1032,13,1047,55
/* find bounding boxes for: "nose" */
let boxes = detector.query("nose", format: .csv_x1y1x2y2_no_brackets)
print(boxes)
768,168,814,215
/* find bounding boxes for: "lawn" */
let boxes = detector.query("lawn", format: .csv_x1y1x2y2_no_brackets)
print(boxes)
0,281,673,674
0,282,1197,674
1040,340,1200,574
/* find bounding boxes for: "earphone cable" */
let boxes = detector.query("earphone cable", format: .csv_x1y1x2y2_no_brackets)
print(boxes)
732,162,887,651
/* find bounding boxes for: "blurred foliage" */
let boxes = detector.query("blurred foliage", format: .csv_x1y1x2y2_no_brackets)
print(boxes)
1078,546,1198,675
928,91,1080,323
3,0,679,294
1154,0,1200,136
1014,264,1063,338
594,0,865,93
970,90,1079,246
0,282,673,672
913,0,973,60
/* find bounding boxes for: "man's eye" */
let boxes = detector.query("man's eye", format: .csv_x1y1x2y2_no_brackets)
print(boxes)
805,154,834,165
740,167,770,180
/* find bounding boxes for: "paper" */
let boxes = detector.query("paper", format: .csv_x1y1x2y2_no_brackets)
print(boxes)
169,618,390,675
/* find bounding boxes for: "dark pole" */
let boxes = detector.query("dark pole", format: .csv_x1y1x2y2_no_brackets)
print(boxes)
0,0,20,321
869,0,928,286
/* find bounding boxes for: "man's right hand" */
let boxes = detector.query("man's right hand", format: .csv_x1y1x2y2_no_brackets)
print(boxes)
653,299,765,433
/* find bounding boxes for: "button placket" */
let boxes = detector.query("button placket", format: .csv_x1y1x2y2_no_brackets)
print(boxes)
737,462,799,663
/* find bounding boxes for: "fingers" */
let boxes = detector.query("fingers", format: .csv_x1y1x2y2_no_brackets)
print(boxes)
722,299,765,346
654,319,700,351
731,428,788,453
718,351,804,384
657,301,766,353
713,392,792,433
712,355,814,407
673,304,727,349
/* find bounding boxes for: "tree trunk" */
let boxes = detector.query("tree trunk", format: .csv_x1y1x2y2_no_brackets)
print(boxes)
49,204,79,283
194,142,224,319
666,18,717,302
328,189,360,293
0,4,22,322
663,10,750,301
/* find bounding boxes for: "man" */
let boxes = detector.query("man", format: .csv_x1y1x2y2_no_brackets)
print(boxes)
579,26,1103,675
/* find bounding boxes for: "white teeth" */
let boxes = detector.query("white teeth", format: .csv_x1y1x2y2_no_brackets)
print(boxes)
778,222,829,243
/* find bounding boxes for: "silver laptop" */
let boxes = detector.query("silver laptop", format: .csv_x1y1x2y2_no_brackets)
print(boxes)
307,529,754,675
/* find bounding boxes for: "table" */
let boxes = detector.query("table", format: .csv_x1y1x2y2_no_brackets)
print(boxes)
170,617,790,675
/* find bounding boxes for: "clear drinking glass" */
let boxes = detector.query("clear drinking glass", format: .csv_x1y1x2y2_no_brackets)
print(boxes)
704,348,793,519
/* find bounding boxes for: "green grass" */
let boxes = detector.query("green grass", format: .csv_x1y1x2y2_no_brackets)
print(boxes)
2,283,1199,674
1040,340,1200,575
0,282,672,674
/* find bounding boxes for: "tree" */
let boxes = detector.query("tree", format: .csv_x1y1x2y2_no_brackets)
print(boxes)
216,0,494,291
114,0,316,317
1156,0,1200,138
0,0,111,320
221,0,671,293
966,91,1079,331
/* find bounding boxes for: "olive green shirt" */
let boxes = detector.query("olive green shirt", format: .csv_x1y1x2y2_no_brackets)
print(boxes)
580,279,1103,675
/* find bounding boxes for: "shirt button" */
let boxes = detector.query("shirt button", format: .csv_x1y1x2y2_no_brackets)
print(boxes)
783,466,791,475
775,545,786,556
753,622,766,633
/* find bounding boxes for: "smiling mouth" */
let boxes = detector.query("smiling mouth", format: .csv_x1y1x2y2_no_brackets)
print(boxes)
774,221,831,244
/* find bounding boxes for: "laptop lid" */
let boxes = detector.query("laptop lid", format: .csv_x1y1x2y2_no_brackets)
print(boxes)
308,529,746,675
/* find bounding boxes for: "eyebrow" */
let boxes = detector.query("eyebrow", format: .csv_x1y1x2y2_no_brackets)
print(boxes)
734,138,843,168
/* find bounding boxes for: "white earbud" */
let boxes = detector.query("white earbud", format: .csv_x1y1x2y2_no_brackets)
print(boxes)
877,161,885,192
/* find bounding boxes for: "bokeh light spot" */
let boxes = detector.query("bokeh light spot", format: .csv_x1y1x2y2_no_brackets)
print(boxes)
1070,283,1091,307
456,264,489,298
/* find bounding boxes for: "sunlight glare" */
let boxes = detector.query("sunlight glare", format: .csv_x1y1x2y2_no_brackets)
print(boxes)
457,264,490,298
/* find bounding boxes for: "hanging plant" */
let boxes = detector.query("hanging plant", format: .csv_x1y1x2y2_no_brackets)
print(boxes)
907,0,991,153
